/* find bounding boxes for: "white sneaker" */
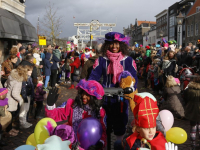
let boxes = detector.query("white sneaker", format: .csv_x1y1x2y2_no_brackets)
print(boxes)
26,122,33,127
20,122,32,129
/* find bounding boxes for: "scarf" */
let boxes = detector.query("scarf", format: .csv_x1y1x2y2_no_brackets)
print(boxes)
106,50,124,84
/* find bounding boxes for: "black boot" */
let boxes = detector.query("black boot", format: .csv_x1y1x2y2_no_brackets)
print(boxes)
0,132,7,147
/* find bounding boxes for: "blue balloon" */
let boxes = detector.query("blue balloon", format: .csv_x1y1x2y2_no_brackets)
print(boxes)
77,117,103,150
15,145,35,150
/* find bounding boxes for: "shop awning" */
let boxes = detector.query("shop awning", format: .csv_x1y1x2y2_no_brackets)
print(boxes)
14,14,38,42
0,8,38,42
0,8,22,40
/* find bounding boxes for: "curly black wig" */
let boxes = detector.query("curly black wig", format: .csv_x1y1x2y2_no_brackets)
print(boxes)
101,41,129,57
72,89,103,118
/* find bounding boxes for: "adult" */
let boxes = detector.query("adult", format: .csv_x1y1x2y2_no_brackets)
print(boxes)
43,50,53,91
5,65,30,135
10,47,20,68
49,49,60,88
180,46,194,67
19,46,26,60
68,51,81,89
160,76,185,118
129,46,135,60
80,47,101,80
80,47,92,68
20,55,37,85
88,32,138,141
1,55,18,87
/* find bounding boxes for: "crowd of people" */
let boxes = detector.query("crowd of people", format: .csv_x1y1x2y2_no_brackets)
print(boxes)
0,32,199,150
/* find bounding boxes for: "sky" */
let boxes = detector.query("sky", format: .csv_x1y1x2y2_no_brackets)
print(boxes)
25,0,178,38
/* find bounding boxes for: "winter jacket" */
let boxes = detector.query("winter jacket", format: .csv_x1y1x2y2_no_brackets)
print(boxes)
184,82,200,122
51,54,60,70
40,52,45,60
21,77,34,103
33,53,42,66
160,85,185,118
80,55,99,79
44,53,53,76
1,59,14,79
180,51,194,66
70,57,80,74
45,99,107,146
34,83,46,101
20,60,37,85
53,49,62,59
5,69,24,111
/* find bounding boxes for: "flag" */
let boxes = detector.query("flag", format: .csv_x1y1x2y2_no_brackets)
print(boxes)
146,36,148,42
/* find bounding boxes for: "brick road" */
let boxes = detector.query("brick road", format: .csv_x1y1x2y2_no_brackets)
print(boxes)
2,80,192,150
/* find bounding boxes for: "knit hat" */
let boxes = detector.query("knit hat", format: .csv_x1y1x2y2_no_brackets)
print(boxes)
133,92,159,128
0,88,8,96
76,79,104,100
105,32,130,45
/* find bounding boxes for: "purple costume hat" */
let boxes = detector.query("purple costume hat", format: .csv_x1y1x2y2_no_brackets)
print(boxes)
76,79,104,100
118,71,133,83
105,32,130,45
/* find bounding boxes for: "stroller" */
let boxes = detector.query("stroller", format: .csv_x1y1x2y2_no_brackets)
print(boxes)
178,64,196,90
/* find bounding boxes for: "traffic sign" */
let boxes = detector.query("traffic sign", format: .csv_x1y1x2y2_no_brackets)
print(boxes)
39,36,46,45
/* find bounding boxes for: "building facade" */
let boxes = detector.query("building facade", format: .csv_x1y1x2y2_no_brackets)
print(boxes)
143,25,157,47
0,0,37,61
132,19,156,45
185,0,200,47
155,9,168,43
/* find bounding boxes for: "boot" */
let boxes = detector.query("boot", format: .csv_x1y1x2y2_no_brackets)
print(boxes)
68,84,74,89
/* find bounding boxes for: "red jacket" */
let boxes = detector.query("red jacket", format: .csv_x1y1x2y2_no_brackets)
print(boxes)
126,131,167,150
70,57,80,73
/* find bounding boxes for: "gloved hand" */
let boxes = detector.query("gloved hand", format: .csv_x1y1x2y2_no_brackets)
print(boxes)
47,87,59,106
88,141,103,150
165,142,178,150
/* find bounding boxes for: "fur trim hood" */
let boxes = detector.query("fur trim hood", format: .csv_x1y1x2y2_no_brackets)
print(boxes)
10,69,24,82
188,82,200,90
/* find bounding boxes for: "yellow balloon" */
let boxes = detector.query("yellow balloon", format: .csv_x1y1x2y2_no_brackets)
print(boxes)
166,127,187,144
26,133,37,147
34,117,57,144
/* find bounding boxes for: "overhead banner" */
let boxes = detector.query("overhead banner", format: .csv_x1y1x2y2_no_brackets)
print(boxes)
39,36,47,45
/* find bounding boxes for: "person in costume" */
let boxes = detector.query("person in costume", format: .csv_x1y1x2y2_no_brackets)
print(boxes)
45,79,107,150
122,92,177,150
88,32,138,141
81,47,92,68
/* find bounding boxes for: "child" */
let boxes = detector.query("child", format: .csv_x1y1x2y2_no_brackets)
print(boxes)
34,77,46,119
45,79,107,149
122,93,169,150
20,65,34,129
0,88,8,147
184,77,200,149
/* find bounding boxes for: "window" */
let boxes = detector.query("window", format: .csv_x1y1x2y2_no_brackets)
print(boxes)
169,16,175,27
170,9,174,14
195,23,198,36
169,27,175,37
196,6,200,12
191,24,193,36
187,25,190,37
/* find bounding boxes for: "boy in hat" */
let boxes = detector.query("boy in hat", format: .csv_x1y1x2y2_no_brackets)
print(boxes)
123,93,177,150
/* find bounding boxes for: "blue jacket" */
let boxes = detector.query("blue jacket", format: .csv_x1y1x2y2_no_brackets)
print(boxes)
88,56,138,89
21,77,34,103
51,54,60,70
44,53,53,76
40,52,45,60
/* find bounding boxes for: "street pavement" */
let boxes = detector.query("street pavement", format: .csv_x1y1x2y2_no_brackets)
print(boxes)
2,80,192,150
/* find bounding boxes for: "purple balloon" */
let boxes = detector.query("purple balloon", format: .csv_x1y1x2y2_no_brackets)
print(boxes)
77,117,103,150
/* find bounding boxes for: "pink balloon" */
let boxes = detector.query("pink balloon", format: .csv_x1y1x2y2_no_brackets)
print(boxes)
159,110,174,131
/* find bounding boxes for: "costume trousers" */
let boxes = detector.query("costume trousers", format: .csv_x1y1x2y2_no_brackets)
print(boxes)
190,121,200,146
50,69,57,87
19,96,31,124
103,95,129,136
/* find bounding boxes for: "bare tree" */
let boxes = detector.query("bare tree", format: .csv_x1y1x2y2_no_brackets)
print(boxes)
40,2,63,44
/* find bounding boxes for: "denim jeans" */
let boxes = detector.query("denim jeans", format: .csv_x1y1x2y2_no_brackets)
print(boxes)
44,76,50,88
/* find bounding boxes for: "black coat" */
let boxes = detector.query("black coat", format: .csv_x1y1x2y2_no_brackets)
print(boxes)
21,77,34,103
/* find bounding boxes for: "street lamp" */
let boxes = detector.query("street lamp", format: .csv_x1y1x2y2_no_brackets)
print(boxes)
176,12,184,48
